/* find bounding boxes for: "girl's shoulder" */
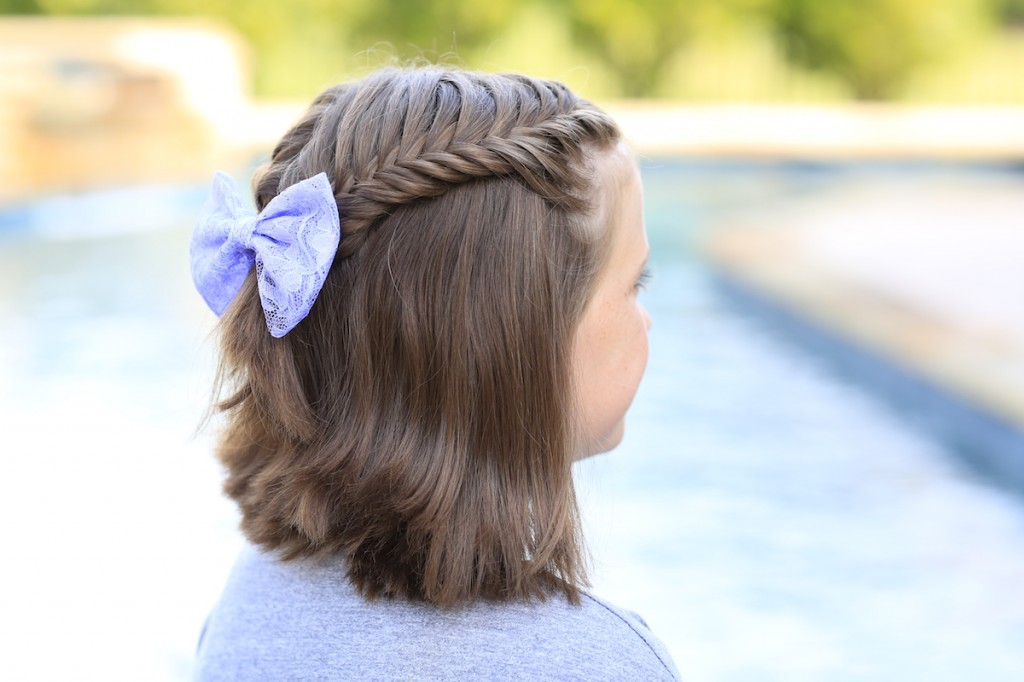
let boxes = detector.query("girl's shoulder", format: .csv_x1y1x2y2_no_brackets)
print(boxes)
573,591,681,679
195,544,681,681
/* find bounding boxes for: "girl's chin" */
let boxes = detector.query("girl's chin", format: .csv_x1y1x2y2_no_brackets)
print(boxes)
575,420,625,460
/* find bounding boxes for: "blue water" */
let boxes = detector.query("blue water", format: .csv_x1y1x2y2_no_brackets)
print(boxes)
2,161,1023,681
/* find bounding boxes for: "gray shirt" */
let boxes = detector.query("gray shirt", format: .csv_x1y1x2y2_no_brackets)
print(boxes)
195,544,681,681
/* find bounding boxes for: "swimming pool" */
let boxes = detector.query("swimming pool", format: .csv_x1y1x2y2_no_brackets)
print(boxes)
1,160,1023,681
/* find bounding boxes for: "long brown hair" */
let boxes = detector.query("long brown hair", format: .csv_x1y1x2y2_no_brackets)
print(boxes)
211,68,621,606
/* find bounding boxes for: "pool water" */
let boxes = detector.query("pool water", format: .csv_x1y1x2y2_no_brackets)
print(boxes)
1,161,1023,681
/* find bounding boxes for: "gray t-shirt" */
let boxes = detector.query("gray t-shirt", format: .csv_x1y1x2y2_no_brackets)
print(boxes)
195,544,681,681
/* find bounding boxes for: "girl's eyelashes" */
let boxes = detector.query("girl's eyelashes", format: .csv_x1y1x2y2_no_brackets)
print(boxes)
635,266,653,291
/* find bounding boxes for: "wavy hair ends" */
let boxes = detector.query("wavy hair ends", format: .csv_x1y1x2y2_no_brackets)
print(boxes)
210,68,621,606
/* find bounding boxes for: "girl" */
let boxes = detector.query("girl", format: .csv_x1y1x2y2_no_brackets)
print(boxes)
191,67,679,681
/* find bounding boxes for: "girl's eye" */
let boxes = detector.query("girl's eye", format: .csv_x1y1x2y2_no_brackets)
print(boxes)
635,266,652,291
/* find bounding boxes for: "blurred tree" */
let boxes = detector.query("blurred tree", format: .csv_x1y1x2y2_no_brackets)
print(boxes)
342,0,520,58
1,0,44,12
32,0,161,11
7,0,1015,101
554,0,769,97
995,0,1024,24
769,0,990,100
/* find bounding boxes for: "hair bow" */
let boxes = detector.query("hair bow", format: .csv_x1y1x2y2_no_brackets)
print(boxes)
190,171,341,338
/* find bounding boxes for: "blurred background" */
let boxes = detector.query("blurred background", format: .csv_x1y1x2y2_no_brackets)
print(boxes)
1,1,1023,681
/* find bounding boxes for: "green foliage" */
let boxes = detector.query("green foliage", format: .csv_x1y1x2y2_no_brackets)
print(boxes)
768,0,990,100
32,0,161,12
0,0,42,12
343,0,519,56
553,0,770,97
996,0,1024,24
556,0,688,97
2,0,1019,101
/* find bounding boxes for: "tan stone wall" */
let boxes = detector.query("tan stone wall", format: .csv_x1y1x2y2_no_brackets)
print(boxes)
0,18,249,203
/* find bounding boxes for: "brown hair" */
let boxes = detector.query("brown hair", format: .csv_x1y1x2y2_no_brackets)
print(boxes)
211,68,621,606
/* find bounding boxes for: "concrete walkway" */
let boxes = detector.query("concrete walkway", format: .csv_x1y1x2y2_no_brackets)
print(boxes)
703,175,1024,480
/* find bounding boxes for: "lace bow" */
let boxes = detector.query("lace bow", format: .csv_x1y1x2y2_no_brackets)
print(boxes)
190,172,341,337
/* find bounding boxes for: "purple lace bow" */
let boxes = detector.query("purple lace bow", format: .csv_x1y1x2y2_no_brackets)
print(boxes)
190,172,341,337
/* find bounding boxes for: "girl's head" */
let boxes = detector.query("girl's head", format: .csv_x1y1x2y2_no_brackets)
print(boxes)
210,68,648,605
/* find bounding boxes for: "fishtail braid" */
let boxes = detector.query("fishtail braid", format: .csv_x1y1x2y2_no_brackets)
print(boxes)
253,69,618,259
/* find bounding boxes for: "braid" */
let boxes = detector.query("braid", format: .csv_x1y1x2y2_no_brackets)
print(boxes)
253,69,618,259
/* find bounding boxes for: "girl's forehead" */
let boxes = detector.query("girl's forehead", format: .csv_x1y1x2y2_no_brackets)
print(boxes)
600,142,639,187
590,143,639,230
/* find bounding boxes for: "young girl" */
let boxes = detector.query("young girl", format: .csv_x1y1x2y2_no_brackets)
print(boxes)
191,67,678,681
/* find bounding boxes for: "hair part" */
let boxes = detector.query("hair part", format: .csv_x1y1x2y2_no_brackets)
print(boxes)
211,68,621,606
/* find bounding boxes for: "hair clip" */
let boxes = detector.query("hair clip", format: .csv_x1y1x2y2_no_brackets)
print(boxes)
190,172,341,337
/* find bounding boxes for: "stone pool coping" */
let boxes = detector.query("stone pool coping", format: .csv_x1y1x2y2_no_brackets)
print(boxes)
702,183,1024,488
609,103,1024,160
